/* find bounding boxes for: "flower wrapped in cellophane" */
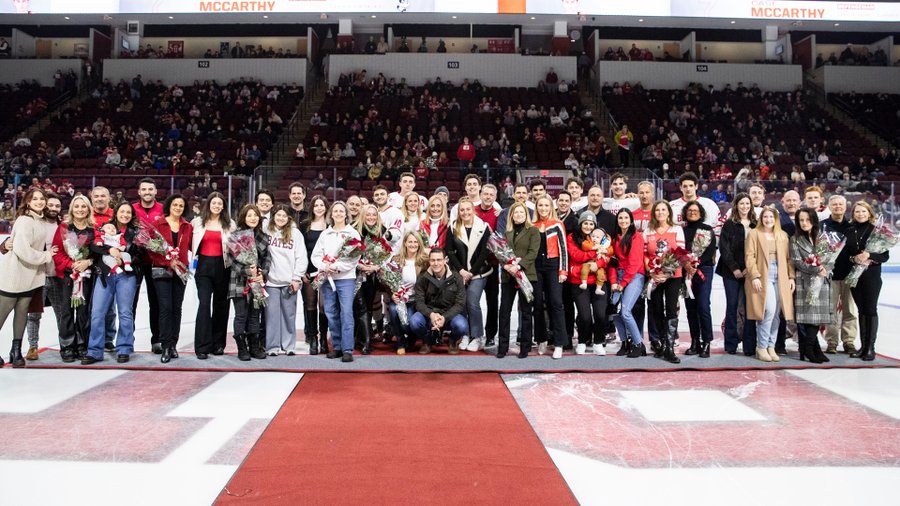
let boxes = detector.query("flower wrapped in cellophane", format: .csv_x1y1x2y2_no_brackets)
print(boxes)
804,230,846,305
356,233,393,293
682,229,713,299
846,215,899,288
312,235,365,291
134,222,191,284
378,260,411,326
487,232,534,303
227,229,268,308
63,231,91,308
643,239,686,299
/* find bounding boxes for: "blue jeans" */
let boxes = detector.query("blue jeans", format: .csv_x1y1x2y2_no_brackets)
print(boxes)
685,266,714,343
465,277,487,339
409,312,469,344
757,260,781,349
722,276,756,354
87,274,137,359
388,300,416,348
322,278,356,353
613,272,645,345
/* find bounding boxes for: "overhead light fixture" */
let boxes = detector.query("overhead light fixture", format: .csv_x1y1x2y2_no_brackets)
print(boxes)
263,15,268,18
730,20,736,24
64,16,70,20
834,23,840,26
371,15,377,18
638,19,644,22
452,15,457,19
168,16,174,19
530,16,536,20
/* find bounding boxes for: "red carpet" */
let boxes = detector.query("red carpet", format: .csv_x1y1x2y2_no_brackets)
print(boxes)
216,373,576,505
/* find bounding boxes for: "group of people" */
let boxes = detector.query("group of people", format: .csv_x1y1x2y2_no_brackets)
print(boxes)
0,170,888,367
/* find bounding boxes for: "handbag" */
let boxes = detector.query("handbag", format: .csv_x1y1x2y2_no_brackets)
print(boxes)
151,267,173,279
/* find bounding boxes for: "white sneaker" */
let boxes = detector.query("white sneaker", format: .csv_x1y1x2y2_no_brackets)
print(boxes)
552,347,563,359
594,344,607,356
459,336,470,350
466,338,483,352
575,343,587,355
267,349,280,356
537,342,548,355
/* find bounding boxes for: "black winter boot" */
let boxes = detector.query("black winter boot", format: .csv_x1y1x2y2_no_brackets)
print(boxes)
862,316,878,361
10,339,26,368
235,334,251,361
357,311,373,355
616,340,632,356
318,312,329,355
306,310,319,355
663,319,681,364
248,334,266,360
685,337,701,355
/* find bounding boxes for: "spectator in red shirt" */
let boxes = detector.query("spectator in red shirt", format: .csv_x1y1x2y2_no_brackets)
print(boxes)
456,137,476,169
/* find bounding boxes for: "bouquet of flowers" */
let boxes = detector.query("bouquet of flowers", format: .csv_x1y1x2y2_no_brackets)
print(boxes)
312,235,365,291
643,239,688,299
803,230,846,305
682,229,713,299
378,260,412,326
487,232,534,303
845,215,899,288
356,233,394,293
63,231,91,308
227,229,268,309
134,222,191,283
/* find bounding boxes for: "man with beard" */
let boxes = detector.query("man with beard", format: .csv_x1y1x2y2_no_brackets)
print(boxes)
132,178,164,353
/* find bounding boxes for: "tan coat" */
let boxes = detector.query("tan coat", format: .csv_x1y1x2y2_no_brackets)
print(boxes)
744,229,795,321
0,213,54,295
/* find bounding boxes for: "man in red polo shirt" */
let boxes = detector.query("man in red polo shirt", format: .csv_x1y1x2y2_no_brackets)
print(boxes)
132,178,164,353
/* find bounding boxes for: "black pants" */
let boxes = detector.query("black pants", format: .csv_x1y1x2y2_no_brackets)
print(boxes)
532,260,567,347
483,268,499,340
195,255,230,354
154,277,186,349
133,264,160,344
850,266,882,317
498,281,533,354
650,277,681,335
46,275,93,350
573,282,610,345
232,297,262,335
562,282,575,345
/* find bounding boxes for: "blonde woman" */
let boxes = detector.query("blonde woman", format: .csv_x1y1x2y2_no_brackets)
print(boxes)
745,206,795,362
400,192,424,237
532,195,569,359
355,204,389,354
498,202,540,359
445,197,493,352
389,231,429,354
419,194,449,249
48,194,95,362
845,201,888,361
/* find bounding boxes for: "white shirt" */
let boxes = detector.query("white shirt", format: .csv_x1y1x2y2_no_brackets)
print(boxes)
449,199,500,224
570,196,588,213
378,205,405,252
388,191,428,211
602,197,640,215
670,196,721,229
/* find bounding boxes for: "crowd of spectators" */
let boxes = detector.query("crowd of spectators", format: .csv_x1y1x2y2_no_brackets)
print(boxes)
302,70,607,185
815,45,892,68
119,41,304,59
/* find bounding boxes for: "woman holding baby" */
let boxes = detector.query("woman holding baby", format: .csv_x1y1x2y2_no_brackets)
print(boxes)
565,210,612,356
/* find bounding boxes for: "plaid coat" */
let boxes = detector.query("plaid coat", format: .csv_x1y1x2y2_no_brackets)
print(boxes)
790,235,832,325
227,229,270,300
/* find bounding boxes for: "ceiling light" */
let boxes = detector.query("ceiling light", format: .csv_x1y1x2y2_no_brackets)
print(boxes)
530,16,536,20
452,16,457,19
834,23,840,26
371,15,377,18
263,15,268,18
730,20,736,24
168,16,173,19
64,16,70,20
638,19,644,22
